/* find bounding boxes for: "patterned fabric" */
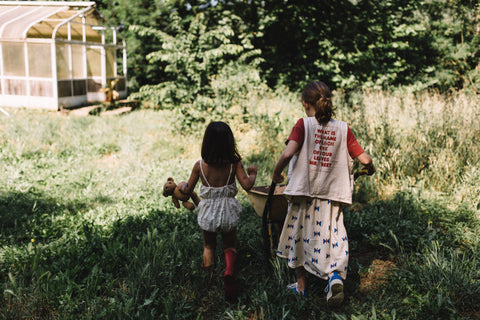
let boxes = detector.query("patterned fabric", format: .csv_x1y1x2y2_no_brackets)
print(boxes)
276,197,349,280
197,161,242,232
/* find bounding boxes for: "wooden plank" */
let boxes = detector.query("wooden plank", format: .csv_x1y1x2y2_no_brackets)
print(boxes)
100,106,132,116
117,99,139,109
67,105,101,117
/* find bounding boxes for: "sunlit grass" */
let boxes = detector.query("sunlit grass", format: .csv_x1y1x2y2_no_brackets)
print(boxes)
0,88,479,319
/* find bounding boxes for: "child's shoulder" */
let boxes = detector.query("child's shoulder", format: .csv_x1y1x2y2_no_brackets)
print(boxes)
192,160,203,170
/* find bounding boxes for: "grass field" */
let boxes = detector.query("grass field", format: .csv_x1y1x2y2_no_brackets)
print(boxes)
1,89,479,319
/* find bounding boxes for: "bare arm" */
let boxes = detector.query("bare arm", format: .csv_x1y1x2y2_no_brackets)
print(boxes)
356,152,376,175
179,161,200,194
272,140,300,183
235,161,257,191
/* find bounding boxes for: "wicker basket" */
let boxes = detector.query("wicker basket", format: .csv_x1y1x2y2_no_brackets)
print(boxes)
247,185,288,222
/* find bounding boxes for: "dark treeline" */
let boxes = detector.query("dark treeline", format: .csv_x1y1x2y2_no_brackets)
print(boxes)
97,0,480,100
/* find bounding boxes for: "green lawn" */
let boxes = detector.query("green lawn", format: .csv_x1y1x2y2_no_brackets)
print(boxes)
1,90,479,319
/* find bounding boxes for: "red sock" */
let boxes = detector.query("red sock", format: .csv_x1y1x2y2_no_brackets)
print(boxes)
224,249,236,277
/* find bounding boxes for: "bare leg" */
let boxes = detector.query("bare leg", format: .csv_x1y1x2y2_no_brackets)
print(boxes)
221,228,237,252
296,267,307,292
202,230,217,267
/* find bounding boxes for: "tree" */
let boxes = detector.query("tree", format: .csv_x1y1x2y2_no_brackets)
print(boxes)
95,0,480,94
128,5,262,129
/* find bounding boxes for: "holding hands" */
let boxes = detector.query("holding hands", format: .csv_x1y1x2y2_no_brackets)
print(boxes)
362,162,376,176
272,172,284,184
247,165,258,177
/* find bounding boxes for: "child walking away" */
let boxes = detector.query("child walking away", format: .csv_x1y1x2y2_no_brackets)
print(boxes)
272,81,375,307
180,121,257,302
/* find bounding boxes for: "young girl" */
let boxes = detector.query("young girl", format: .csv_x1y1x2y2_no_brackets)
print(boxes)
272,81,375,307
179,121,257,302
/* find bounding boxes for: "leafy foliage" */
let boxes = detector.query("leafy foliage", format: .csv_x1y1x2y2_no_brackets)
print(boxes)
97,0,480,96
128,9,263,130
95,0,175,92
253,0,480,91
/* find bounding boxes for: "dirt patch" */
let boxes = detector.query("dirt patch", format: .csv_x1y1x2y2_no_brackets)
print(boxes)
358,259,396,295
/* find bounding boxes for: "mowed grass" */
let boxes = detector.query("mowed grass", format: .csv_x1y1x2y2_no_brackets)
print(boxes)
1,89,479,319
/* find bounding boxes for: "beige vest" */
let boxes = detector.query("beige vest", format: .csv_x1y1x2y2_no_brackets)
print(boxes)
284,117,354,204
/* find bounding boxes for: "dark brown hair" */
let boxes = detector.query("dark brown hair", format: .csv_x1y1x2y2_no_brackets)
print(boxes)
201,121,242,164
301,81,335,124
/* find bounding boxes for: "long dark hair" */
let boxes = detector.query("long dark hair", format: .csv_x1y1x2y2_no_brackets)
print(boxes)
201,121,242,164
301,81,335,124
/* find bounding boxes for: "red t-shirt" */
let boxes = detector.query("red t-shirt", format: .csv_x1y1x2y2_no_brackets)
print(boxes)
287,118,364,158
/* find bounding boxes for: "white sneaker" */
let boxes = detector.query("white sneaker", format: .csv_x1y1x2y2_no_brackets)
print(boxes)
286,282,307,298
325,271,344,307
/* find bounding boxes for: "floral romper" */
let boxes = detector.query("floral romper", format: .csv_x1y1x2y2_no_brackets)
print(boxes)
197,160,242,232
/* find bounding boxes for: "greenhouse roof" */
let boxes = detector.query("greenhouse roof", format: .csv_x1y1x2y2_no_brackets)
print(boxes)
0,1,104,41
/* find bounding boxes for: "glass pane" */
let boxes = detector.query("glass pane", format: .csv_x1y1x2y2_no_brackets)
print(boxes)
106,48,115,78
30,80,53,97
87,47,101,77
28,43,52,77
87,78,102,93
5,79,26,95
73,80,86,96
116,48,124,76
85,25,102,43
85,13,103,43
72,45,85,78
3,43,25,76
58,80,72,97
27,21,55,39
116,77,125,91
56,44,70,79
56,24,69,40
70,19,84,41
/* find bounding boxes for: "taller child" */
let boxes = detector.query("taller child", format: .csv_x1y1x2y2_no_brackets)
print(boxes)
180,121,257,302
272,81,375,307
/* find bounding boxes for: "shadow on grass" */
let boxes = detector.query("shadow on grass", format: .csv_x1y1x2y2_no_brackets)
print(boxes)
2,189,478,319
238,190,480,317
341,190,480,316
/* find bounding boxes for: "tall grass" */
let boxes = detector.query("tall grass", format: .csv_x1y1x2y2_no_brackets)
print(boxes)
340,90,480,207
0,88,479,319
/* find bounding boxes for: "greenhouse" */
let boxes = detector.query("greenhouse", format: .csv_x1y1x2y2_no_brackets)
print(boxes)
0,1,127,110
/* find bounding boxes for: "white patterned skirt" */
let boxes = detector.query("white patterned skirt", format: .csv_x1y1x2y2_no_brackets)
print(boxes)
276,197,349,280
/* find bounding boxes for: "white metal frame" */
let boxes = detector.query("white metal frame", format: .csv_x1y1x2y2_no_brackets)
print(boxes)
0,1,127,110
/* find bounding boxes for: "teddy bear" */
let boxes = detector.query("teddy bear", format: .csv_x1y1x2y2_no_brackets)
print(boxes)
163,177,200,211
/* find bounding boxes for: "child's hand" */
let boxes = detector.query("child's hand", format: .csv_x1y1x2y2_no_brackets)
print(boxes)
361,163,376,176
272,172,284,184
247,165,257,176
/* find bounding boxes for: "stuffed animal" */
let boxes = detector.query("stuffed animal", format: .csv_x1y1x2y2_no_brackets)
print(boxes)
163,177,200,211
